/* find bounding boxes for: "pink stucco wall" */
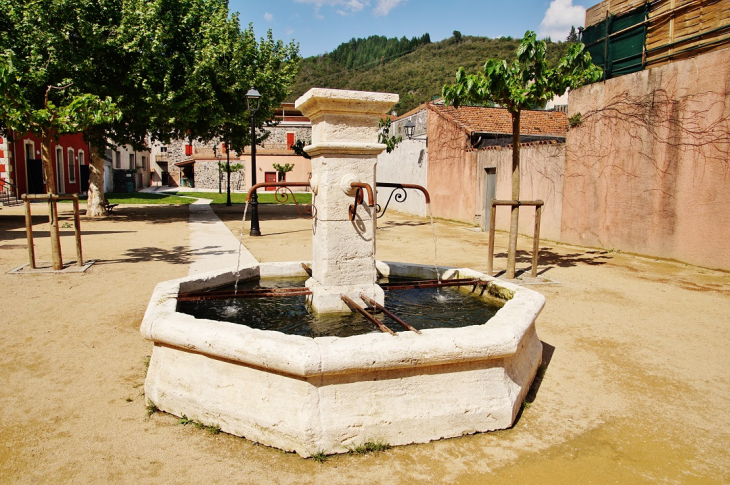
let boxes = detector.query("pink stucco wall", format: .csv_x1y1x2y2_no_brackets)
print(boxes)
478,143,565,242
564,47,730,270
240,154,312,192
426,111,478,222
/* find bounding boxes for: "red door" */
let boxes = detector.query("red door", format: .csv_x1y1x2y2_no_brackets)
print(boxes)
265,172,276,190
286,132,295,149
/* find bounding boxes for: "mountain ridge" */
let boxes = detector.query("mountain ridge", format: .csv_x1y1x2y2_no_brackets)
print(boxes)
289,34,574,115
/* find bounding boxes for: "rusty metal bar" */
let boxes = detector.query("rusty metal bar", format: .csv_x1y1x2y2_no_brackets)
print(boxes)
381,278,480,291
360,294,421,334
72,195,83,266
341,295,396,336
349,182,374,206
301,263,313,277
23,197,36,269
178,287,312,302
245,182,311,202
532,205,542,278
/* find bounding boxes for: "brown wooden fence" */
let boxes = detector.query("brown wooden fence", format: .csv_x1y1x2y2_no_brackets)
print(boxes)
584,0,730,68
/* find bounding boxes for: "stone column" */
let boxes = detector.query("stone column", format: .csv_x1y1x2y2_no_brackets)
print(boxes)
295,89,398,313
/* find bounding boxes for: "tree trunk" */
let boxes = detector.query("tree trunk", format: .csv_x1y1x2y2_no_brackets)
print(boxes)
41,127,56,194
506,111,521,279
86,146,108,217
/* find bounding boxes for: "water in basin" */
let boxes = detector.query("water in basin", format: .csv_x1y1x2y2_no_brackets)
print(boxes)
177,277,504,338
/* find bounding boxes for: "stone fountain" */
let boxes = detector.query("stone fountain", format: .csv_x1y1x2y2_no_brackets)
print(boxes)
141,89,545,457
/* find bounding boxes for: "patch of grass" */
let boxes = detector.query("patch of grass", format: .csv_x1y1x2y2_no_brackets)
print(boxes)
178,415,195,426
143,355,151,370
167,191,312,205
348,441,391,455
311,452,329,463
146,401,159,417
178,415,220,434
521,400,532,411
59,192,195,205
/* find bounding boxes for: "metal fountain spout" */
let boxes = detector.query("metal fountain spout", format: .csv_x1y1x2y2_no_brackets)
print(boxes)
245,181,317,223
375,182,431,218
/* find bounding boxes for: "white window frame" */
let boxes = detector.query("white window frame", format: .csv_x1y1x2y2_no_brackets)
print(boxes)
67,148,76,183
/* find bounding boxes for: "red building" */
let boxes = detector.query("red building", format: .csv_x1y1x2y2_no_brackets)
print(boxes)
0,130,91,196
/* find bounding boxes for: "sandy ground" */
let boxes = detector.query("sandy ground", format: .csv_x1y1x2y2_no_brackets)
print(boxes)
1,202,729,484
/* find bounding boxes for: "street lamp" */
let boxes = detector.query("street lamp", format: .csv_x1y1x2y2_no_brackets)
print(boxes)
246,87,262,236
213,145,222,194
404,119,416,139
403,118,427,146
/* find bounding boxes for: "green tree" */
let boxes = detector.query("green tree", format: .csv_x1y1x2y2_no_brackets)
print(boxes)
378,117,402,154
442,31,601,278
0,2,120,197
453,31,462,44
567,26,579,43
272,162,295,181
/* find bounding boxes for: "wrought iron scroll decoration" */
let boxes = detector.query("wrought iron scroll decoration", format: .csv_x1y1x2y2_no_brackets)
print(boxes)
274,186,317,220
376,186,408,219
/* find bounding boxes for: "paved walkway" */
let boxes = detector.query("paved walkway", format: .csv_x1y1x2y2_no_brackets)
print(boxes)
186,198,258,276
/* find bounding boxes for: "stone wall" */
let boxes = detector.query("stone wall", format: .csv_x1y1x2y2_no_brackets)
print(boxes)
263,126,311,150
194,160,245,191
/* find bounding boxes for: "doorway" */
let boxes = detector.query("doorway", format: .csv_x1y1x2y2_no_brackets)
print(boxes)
482,167,497,232
25,143,44,194
265,171,276,191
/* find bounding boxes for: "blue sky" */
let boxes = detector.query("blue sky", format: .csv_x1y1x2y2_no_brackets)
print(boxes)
230,0,596,57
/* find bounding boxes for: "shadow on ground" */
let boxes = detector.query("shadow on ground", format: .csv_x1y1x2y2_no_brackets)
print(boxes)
493,248,613,270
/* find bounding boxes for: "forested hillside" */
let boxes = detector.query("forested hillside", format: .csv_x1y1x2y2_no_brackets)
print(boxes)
289,34,574,115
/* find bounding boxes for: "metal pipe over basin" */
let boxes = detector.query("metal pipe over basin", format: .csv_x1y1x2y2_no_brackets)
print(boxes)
349,182,374,206
246,182,311,202
376,182,430,203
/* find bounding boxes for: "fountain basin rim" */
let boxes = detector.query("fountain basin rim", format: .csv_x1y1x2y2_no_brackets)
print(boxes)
141,261,545,379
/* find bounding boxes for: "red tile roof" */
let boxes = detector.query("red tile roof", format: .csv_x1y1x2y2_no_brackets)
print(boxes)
428,104,568,138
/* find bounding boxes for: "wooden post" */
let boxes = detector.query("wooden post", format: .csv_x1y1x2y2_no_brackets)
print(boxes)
72,195,83,266
531,204,542,278
48,194,63,270
487,201,496,276
23,196,36,269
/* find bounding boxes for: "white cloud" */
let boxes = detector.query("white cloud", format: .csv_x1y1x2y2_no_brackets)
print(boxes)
295,0,369,16
264,12,274,22
286,28,295,36
295,0,402,17
373,0,405,16
538,0,585,40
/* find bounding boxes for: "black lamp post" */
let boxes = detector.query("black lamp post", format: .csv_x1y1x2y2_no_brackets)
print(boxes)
246,87,262,236
225,139,232,206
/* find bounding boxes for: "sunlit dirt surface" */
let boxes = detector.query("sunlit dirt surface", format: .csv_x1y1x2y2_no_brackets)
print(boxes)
0,202,728,483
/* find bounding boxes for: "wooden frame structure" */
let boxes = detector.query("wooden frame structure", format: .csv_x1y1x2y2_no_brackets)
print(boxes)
22,194,83,271
486,199,544,278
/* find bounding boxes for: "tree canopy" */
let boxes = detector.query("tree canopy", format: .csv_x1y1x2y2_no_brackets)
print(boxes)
0,0,300,215
442,31,601,279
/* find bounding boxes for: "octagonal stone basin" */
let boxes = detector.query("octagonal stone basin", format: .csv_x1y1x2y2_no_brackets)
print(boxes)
141,260,545,457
